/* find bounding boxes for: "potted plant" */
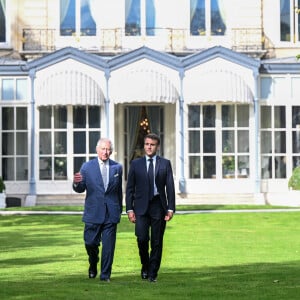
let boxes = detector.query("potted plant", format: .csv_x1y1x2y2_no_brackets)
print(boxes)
0,176,6,208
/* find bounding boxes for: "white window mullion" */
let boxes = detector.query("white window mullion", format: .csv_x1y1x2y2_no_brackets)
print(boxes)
206,0,211,36
215,104,222,178
76,0,81,36
141,0,146,36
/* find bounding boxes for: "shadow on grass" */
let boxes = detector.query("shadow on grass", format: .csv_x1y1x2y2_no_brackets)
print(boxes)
1,262,300,300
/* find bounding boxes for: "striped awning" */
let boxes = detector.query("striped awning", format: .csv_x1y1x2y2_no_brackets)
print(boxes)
35,70,104,106
111,69,179,104
184,70,254,104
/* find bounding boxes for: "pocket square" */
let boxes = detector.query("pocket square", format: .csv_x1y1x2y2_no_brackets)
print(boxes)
114,174,119,177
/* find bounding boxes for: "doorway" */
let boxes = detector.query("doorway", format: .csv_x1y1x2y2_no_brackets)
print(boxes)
124,105,164,179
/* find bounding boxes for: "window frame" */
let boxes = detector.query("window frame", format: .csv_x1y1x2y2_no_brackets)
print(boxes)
280,0,300,43
0,106,29,181
60,0,96,37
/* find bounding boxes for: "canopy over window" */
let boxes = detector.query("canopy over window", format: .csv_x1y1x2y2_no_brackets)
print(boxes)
185,70,254,104
111,69,179,104
36,70,104,106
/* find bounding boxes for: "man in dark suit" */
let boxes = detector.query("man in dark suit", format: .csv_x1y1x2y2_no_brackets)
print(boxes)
73,138,123,282
126,133,175,282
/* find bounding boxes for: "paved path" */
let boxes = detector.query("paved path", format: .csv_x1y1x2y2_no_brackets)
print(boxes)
1,208,300,216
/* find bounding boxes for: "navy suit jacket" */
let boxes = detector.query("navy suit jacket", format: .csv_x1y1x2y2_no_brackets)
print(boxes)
126,156,175,215
73,158,123,224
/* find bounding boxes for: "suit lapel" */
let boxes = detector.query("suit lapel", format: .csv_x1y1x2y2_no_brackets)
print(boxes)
92,158,102,184
155,156,160,177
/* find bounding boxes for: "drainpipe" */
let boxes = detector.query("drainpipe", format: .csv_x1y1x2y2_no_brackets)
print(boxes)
253,70,262,203
104,69,111,138
179,68,186,194
25,69,37,206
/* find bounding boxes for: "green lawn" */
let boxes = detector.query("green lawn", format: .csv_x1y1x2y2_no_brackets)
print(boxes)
1,211,300,299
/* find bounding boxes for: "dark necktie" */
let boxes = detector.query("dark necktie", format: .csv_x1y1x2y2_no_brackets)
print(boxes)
148,158,154,201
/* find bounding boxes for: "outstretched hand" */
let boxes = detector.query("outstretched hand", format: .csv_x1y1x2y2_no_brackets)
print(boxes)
73,172,82,183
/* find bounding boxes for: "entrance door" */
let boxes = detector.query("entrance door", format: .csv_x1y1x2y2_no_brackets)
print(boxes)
124,105,164,179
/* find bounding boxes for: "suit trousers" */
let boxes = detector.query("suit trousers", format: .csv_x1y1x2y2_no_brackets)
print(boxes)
84,221,117,280
135,195,166,278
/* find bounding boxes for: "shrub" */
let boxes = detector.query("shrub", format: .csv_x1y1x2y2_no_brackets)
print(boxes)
0,177,5,193
288,166,300,190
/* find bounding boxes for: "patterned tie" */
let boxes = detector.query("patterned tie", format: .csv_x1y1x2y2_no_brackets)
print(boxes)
101,162,107,190
148,158,154,201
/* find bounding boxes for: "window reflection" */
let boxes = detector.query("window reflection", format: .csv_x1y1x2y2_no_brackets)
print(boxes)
190,0,226,36
125,0,141,36
60,0,96,36
280,0,291,41
0,0,5,42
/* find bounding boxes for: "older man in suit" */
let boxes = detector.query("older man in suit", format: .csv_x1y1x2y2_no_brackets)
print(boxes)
73,138,123,282
126,133,175,283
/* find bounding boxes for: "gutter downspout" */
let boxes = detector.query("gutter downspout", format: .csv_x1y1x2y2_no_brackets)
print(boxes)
104,69,111,138
179,68,186,194
25,69,37,206
253,70,263,203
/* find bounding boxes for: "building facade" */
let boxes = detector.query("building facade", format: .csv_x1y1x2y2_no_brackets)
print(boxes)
0,0,300,205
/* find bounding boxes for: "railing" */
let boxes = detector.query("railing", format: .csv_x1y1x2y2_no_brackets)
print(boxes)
231,28,264,52
23,29,56,51
22,28,265,54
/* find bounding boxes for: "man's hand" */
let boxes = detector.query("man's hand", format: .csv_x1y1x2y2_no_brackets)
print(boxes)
128,211,136,223
165,211,174,221
73,172,82,183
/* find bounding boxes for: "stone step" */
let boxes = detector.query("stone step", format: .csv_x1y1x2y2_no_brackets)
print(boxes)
36,193,258,206
36,194,85,206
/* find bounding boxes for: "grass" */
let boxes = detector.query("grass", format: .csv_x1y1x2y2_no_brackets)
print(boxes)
1,204,296,212
1,210,300,299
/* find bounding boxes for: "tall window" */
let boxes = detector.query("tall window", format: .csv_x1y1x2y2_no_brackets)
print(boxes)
221,105,250,179
39,106,101,181
60,0,96,36
1,107,28,181
280,0,300,42
260,106,287,179
39,107,68,180
73,106,101,173
292,106,300,168
188,105,216,179
125,0,156,36
0,0,5,42
188,104,250,179
190,0,226,36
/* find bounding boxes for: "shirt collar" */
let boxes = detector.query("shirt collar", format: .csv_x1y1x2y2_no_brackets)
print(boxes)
98,158,108,165
145,155,156,162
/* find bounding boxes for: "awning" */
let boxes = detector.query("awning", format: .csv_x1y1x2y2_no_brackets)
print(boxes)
35,70,104,106
111,69,179,104
185,70,254,104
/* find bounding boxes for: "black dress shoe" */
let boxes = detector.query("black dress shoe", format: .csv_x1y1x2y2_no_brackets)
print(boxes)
100,278,110,283
141,270,148,279
148,277,157,283
88,270,97,278
88,266,97,278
